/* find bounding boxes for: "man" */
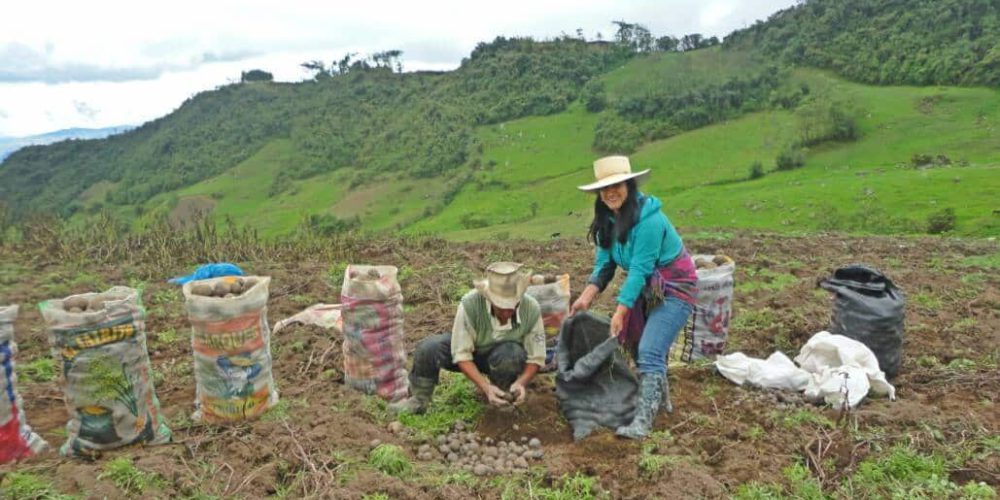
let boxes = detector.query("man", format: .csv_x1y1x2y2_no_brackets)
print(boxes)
389,262,546,414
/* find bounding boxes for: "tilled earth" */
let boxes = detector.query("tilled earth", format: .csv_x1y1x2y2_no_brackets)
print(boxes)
1,231,998,498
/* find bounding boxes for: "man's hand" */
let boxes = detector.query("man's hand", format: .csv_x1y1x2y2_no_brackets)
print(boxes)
609,304,628,338
508,382,526,406
483,384,511,407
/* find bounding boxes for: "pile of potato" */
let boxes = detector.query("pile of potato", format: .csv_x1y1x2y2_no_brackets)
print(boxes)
695,255,733,270
188,278,258,299
62,296,108,314
349,267,384,280
529,274,559,285
414,421,544,476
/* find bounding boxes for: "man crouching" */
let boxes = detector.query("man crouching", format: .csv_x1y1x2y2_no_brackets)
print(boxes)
389,262,546,413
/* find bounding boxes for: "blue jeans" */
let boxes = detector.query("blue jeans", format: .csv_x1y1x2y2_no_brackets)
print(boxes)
637,296,693,375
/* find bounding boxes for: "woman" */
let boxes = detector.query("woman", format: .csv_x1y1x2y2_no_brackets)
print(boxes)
570,155,698,439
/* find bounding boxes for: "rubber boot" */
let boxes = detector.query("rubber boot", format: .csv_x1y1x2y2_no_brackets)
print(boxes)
387,377,436,415
616,372,663,439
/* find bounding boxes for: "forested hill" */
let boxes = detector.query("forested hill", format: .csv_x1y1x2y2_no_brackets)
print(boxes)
726,0,1000,86
1,0,998,230
0,38,628,218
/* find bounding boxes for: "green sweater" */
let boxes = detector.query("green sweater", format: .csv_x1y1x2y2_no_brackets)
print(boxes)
459,290,541,350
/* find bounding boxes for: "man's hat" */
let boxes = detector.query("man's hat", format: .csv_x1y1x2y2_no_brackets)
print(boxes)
474,262,531,309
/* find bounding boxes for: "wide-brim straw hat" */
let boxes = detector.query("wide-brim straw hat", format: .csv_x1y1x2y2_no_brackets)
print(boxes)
473,262,532,310
577,155,650,192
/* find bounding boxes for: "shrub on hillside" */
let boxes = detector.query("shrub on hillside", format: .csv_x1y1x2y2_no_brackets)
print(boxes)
241,69,273,83
593,113,641,154
910,154,952,168
268,172,292,197
795,97,860,147
748,161,765,180
301,214,360,236
926,208,956,234
460,213,490,230
581,80,607,112
775,148,806,171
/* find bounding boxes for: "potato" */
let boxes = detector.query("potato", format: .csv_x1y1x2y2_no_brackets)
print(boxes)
69,307,84,314
213,282,229,297
530,274,545,285
695,257,718,269
243,278,257,290
64,297,88,311
367,268,381,279
191,283,213,297
544,275,557,284
88,298,106,311
713,255,731,266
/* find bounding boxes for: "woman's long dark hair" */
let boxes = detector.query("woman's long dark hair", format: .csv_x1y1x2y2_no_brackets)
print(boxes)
587,179,640,249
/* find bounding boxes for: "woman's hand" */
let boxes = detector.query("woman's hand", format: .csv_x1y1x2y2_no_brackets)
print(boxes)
609,304,629,338
570,284,600,315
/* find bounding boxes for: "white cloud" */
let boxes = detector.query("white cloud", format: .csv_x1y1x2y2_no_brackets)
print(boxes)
0,0,796,137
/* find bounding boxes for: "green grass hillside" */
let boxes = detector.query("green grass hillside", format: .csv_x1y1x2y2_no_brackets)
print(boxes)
125,60,999,240
413,68,1000,239
136,140,443,237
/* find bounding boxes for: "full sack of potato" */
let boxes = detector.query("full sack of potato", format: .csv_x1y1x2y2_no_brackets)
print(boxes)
39,288,171,458
525,274,571,338
341,265,408,402
183,276,278,422
1,305,48,463
674,255,736,361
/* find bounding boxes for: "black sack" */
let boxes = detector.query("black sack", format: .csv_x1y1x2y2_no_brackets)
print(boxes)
819,265,906,378
555,312,637,440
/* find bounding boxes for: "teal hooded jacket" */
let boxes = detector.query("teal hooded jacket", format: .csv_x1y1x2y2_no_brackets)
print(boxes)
587,193,684,308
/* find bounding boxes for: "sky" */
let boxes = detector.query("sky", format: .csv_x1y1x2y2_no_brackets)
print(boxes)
0,0,797,138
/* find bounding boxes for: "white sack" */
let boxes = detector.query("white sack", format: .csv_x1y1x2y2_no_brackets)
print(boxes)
715,351,811,391
715,331,895,408
795,331,896,404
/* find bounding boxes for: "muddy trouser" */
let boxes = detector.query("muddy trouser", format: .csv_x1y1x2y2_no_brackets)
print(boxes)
410,333,526,390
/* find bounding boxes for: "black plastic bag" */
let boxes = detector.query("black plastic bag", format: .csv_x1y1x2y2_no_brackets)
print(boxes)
819,265,905,378
555,312,637,440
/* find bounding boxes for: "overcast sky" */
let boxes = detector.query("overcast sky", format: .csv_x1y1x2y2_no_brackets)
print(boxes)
0,0,796,137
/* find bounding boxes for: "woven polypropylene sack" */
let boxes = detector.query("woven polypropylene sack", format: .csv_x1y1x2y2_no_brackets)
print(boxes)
39,288,171,457
525,274,571,339
182,276,278,423
674,255,735,362
819,265,905,379
341,265,408,402
1,305,48,463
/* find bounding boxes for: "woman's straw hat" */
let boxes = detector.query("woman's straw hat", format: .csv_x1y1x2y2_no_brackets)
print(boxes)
577,155,650,192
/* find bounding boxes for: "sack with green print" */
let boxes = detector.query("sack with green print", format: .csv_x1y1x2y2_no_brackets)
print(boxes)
39,287,171,458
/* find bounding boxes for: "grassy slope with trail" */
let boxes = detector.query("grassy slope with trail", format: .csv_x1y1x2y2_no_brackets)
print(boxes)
422,65,1000,240
129,51,999,240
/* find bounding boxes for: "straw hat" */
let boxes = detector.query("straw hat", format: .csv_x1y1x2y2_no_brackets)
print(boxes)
577,155,650,192
474,262,531,310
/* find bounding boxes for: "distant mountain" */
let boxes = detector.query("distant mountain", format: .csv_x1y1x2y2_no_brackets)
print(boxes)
0,126,134,162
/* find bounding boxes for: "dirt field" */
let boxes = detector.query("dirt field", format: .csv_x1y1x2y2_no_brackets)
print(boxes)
1,231,998,499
